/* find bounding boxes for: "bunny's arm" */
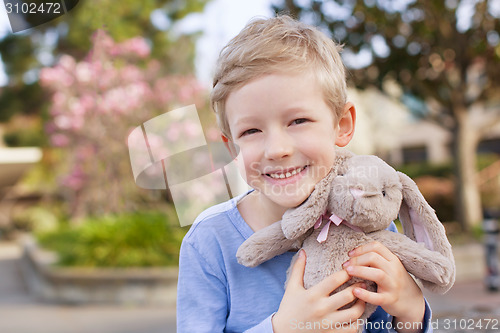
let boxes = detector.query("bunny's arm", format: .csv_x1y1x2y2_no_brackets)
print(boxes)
370,230,455,294
236,220,310,268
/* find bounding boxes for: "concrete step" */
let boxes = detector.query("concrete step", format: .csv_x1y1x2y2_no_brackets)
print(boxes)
0,242,176,333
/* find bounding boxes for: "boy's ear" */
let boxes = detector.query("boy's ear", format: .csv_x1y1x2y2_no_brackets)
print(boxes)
335,102,356,147
221,134,239,160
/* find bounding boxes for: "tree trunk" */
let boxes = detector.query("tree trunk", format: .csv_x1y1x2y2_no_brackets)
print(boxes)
452,106,483,231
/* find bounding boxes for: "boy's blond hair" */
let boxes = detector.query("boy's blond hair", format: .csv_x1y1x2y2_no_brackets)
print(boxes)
211,15,347,139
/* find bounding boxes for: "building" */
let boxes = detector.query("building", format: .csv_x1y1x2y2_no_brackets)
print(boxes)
346,88,500,166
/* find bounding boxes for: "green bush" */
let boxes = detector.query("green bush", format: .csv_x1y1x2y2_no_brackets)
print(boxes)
397,153,499,179
12,206,59,233
36,210,187,267
397,162,452,179
3,128,46,147
397,153,500,223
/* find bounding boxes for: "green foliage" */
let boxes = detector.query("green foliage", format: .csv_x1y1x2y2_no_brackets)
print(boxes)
396,153,500,223
12,148,61,195
36,210,187,267
0,0,209,123
477,153,500,171
2,113,46,147
3,129,42,147
276,1,500,106
397,153,499,179
0,82,46,122
471,224,485,240
12,205,59,233
397,162,453,179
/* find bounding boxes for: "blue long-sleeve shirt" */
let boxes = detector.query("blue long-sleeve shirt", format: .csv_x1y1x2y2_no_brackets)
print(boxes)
177,192,432,332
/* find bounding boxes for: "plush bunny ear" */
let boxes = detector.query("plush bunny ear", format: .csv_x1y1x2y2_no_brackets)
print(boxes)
333,148,355,174
398,172,450,253
398,171,456,292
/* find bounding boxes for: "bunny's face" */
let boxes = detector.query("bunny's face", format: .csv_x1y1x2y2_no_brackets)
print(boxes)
328,155,403,233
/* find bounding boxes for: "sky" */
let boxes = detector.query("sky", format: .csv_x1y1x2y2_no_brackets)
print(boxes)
0,0,275,87
186,0,274,85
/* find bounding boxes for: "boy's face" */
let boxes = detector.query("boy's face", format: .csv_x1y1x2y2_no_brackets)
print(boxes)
225,71,354,212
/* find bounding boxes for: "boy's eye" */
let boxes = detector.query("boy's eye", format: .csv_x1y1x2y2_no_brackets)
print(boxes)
240,128,260,137
291,118,309,125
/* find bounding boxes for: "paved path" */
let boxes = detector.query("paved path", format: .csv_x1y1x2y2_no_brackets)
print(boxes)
0,242,177,333
1,240,499,333
424,280,500,333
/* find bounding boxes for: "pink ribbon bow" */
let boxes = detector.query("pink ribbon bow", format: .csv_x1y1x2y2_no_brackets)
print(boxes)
314,212,363,243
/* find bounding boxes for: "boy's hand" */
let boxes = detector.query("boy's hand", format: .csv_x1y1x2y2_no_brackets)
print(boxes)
272,250,366,333
343,241,425,333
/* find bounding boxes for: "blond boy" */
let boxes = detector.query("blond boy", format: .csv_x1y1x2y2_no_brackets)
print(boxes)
177,15,431,333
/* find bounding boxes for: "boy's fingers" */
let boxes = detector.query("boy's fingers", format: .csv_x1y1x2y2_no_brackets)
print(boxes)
347,298,366,319
353,284,384,306
329,298,366,328
345,265,387,286
349,241,395,262
288,249,306,288
344,252,389,271
327,282,366,310
313,269,351,296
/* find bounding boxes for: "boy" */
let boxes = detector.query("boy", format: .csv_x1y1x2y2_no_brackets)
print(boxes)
177,15,432,333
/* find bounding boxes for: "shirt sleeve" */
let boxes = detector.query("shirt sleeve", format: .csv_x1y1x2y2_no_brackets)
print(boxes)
176,240,275,333
422,299,433,333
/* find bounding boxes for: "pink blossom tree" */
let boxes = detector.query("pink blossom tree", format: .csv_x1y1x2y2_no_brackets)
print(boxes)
40,30,208,221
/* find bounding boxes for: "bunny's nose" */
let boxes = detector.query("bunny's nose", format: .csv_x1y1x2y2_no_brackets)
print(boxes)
350,188,365,198
350,188,379,199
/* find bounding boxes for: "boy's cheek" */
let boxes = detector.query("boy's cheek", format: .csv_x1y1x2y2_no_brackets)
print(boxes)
235,159,260,185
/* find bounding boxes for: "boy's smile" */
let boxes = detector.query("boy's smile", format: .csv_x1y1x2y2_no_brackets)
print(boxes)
225,71,355,227
265,165,306,181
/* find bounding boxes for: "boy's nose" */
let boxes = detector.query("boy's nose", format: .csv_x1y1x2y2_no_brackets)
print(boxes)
264,131,293,160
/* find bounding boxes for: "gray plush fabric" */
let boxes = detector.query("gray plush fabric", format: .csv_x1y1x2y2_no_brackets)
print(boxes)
236,149,456,322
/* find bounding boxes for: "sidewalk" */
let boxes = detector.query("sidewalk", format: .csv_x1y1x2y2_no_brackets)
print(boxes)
1,240,499,333
0,242,177,333
424,280,500,333
418,242,500,333
425,242,500,316
424,280,500,319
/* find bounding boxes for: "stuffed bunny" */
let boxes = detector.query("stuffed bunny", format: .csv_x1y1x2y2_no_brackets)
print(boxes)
236,150,455,323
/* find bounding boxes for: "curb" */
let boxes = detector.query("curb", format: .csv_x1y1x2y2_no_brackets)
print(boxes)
19,235,179,306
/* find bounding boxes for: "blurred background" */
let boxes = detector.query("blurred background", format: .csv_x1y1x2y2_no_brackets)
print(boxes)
0,0,499,332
